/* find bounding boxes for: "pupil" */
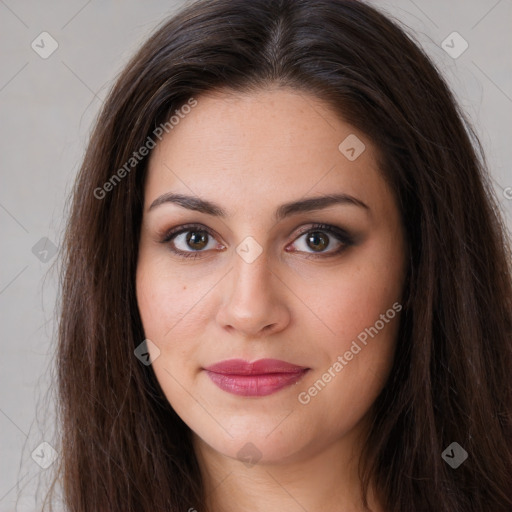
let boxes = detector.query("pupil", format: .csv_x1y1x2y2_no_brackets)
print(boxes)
307,231,328,251
187,231,208,250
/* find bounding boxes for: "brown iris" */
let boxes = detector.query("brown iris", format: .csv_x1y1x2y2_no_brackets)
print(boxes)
186,230,209,250
306,231,329,252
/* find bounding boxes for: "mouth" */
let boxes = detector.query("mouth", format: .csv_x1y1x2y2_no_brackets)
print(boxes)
203,358,310,397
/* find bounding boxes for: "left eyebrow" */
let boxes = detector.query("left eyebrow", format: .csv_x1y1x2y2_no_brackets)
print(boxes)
147,192,369,221
274,193,369,221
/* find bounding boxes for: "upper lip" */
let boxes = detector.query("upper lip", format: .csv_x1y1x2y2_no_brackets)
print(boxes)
204,358,308,375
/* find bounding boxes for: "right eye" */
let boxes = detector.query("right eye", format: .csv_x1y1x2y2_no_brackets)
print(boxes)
160,224,225,259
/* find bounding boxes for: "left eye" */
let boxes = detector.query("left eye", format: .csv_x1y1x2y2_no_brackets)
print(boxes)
286,224,352,257
290,230,341,254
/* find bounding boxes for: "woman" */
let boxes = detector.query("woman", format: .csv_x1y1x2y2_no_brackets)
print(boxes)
46,0,512,510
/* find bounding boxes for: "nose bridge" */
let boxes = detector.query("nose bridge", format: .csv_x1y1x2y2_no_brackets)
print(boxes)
229,244,273,309
216,241,289,336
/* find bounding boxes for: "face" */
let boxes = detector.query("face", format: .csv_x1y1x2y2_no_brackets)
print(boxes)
136,87,407,465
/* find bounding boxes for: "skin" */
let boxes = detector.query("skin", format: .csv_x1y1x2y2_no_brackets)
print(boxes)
136,86,407,512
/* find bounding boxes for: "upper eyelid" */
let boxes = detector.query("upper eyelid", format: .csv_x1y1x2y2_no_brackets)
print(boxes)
160,223,216,243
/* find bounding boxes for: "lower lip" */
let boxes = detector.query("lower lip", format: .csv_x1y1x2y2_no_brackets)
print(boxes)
205,369,309,396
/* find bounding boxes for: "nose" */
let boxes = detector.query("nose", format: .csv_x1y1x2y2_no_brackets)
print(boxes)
215,248,291,339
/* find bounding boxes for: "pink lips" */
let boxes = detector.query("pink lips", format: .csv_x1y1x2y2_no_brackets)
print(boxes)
203,358,309,397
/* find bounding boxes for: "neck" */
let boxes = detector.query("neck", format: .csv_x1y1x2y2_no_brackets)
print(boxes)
192,422,383,512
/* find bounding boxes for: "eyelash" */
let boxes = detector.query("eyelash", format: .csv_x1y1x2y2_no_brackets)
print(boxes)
159,223,354,260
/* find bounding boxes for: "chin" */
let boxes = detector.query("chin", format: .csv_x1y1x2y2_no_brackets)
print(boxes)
193,418,312,466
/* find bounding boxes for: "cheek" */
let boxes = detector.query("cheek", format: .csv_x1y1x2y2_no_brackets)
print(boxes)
136,252,209,344
298,300,401,435
297,242,404,350
136,257,209,369
298,238,404,422
135,258,207,406
294,241,404,413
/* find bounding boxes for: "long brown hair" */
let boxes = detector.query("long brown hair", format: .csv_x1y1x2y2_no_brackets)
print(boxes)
44,0,512,510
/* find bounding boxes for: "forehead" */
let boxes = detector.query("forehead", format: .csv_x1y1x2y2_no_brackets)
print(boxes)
144,87,393,220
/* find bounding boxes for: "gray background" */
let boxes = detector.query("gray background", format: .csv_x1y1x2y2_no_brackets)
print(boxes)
0,0,511,510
